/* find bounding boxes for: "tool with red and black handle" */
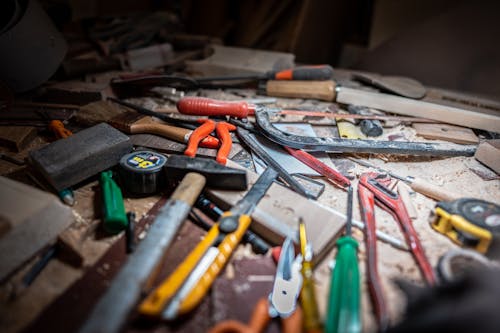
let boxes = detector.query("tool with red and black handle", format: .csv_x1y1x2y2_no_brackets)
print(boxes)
111,65,333,97
284,147,351,189
195,65,334,82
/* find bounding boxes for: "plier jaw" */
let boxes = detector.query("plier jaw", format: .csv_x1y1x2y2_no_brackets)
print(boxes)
358,172,437,285
269,237,303,318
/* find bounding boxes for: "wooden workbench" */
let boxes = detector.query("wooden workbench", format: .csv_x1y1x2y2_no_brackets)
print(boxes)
0,89,498,333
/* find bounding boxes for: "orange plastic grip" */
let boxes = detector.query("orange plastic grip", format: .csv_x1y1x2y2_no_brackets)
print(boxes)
215,122,236,165
184,119,216,157
199,136,220,149
275,69,293,80
177,97,251,118
49,120,73,139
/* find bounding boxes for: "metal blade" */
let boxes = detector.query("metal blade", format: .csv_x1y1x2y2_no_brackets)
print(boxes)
269,237,303,317
229,166,278,216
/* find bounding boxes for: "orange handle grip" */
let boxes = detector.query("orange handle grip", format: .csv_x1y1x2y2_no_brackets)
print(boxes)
185,119,216,157
49,120,73,139
215,122,236,165
177,97,251,118
199,136,220,149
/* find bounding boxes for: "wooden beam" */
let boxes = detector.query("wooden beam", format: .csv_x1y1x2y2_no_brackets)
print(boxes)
0,177,73,282
475,140,500,174
412,123,479,144
336,87,500,133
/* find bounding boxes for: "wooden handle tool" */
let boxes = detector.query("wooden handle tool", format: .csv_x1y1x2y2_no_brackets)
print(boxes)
265,80,336,101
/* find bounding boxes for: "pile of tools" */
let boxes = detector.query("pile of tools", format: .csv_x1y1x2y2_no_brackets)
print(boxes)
1,37,499,333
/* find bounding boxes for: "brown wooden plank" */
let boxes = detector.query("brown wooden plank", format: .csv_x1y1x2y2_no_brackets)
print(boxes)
412,123,479,144
0,126,37,152
40,81,110,105
474,140,500,174
336,87,500,133
352,72,427,99
185,45,295,77
0,176,73,282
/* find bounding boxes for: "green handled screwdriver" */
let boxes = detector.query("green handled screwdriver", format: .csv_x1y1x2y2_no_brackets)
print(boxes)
326,185,361,333
100,170,128,234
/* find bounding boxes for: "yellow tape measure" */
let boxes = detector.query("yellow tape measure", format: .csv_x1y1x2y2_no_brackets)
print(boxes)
432,198,500,254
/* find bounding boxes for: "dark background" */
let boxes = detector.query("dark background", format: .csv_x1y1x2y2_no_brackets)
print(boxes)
40,0,500,98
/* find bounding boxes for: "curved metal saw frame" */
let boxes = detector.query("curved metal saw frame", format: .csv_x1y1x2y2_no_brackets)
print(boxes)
254,108,476,157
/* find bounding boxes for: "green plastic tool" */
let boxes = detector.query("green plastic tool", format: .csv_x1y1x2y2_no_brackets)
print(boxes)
100,170,128,234
326,185,361,333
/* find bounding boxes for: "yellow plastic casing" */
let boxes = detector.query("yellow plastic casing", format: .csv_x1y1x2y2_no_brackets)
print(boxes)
432,207,492,253
177,213,252,315
138,212,252,317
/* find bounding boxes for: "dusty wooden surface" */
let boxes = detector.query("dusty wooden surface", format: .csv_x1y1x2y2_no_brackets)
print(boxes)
0,88,499,333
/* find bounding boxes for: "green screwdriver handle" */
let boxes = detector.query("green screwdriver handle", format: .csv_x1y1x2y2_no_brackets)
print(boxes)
100,170,128,234
326,236,361,333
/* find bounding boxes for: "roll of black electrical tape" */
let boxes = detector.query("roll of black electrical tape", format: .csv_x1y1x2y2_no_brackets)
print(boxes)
118,150,167,196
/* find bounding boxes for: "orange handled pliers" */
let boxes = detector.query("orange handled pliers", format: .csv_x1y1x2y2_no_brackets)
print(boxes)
184,119,236,165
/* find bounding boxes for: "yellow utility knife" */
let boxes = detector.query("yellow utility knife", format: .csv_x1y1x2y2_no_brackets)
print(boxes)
139,167,278,320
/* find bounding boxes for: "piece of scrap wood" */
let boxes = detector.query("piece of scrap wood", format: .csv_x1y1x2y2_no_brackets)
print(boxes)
474,140,500,174
0,176,73,282
0,126,37,152
336,87,500,133
40,81,110,105
186,44,295,76
412,123,479,144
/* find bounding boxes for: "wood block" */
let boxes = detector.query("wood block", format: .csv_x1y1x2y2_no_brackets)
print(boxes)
40,81,110,105
186,44,295,76
0,176,74,282
207,160,345,263
57,228,84,267
0,126,37,152
28,123,132,191
412,123,479,144
475,140,500,174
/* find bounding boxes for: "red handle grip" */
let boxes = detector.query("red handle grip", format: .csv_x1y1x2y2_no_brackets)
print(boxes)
177,97,251,118
284,147,351,188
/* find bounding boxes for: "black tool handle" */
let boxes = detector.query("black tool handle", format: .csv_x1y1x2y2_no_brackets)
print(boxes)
195,195,270,255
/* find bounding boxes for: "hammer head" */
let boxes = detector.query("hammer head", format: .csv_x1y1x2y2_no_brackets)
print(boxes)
164,155,247,190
